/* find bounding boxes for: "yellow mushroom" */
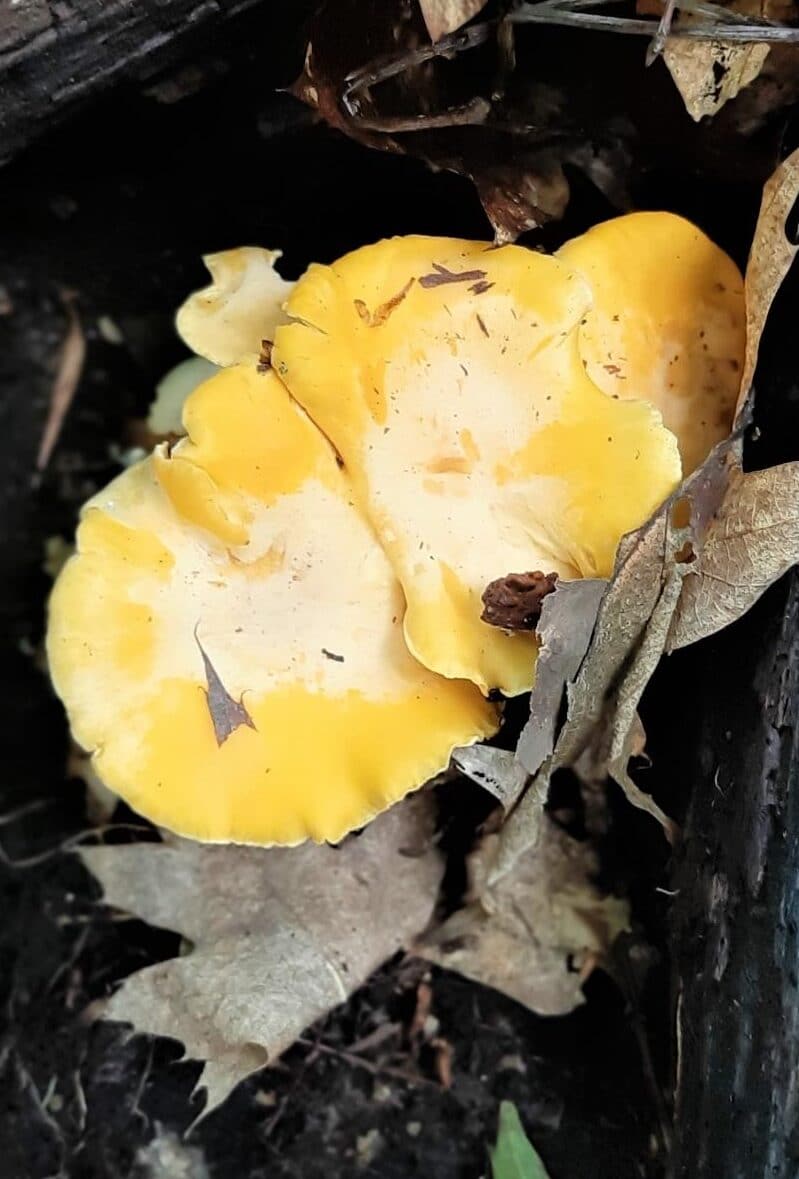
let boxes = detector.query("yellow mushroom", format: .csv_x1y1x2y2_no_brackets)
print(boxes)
558,212,745,476
147,356,218,437
47,363,497,846
176,247,293,367
272,236,682,696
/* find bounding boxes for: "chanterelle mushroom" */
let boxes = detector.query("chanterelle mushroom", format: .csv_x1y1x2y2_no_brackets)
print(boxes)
176,246,293,368
272,236,682,696
558,211,745,476
47,363,497,846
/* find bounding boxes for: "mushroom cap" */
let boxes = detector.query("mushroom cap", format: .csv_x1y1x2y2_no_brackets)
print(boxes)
557,212,745,476
272,236,682,696
47,363,497,846
148,356,218,437
176,247,293,367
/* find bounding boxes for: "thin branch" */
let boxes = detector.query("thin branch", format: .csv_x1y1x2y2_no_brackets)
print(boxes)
510,0,799,42
296,1036,440,1089
342,22,494,133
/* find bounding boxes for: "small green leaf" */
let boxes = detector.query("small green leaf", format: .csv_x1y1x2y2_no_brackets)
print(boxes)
490,1101,551,1179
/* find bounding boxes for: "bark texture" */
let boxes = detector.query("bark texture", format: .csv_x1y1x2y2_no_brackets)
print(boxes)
671,570,799,1177
0,0,266,161
670,262,799,1177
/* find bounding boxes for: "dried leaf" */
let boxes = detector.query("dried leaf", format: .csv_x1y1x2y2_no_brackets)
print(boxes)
418,0,489,43
496,148,799,862
738,147,799,414
291,1,577,242
80,795,443,1113
36,290,86,471
668,462,799,649
491,1102,551,1179
194,631,255,746
420,816,629,1016
452,745,528,810
516,579,607,779
664,40,770,121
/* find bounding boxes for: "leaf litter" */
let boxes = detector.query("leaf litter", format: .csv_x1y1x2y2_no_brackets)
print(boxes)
80,794,443,1113
486,147,799,860
419,814,629,1017
447,148,799,1008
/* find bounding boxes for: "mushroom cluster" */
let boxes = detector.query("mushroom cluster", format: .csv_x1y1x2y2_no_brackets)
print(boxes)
47,214,745,846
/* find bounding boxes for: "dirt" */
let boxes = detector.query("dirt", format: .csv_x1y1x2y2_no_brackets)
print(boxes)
0,7,788,1177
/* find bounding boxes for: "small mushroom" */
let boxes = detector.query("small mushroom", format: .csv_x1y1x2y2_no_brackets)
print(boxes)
272,236,682,696
147,356,218,438
176,247,294,367
47,363,497,845
557,211,745,476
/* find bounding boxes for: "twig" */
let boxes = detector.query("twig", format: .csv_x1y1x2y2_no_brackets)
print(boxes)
128,1037,155,1130
0,822,154,869
342,22,494,132
341,98,491,135
36,289,86,472
296,1036,440,1089
647,0,678,63
614,937,673,1157
510,0,799,42
0,798,53,827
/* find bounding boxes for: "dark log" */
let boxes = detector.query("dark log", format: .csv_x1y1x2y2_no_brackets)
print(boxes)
669,260,799,1177
0,0,290,163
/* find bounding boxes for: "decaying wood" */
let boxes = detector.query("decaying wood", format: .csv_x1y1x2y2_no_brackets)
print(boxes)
670,569,799,1178
0,0,270,162
669,261,799,1178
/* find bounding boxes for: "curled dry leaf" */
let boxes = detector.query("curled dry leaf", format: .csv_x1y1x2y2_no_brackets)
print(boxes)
452,745,529,810
290,0,577,241
668,462,799,649
663,40,770,122
737,147,799,412
516,579,608,779
420,816,629,1016
80,794,443,1113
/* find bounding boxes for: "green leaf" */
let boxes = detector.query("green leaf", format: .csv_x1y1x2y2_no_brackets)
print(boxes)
490,1102,551,1179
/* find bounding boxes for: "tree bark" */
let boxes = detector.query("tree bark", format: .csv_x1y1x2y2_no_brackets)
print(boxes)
0,0,269,162
669,260,799,1177
670,570,799,1177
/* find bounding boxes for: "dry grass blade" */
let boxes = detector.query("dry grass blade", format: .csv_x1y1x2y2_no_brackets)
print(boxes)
36,289,86,472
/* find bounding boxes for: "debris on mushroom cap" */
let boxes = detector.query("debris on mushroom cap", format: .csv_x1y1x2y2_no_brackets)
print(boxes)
272,235,682,696
46,362,498,846
558,212,745,476
176,247,294,367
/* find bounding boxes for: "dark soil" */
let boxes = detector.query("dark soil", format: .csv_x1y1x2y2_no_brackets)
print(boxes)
0,5,795,1178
